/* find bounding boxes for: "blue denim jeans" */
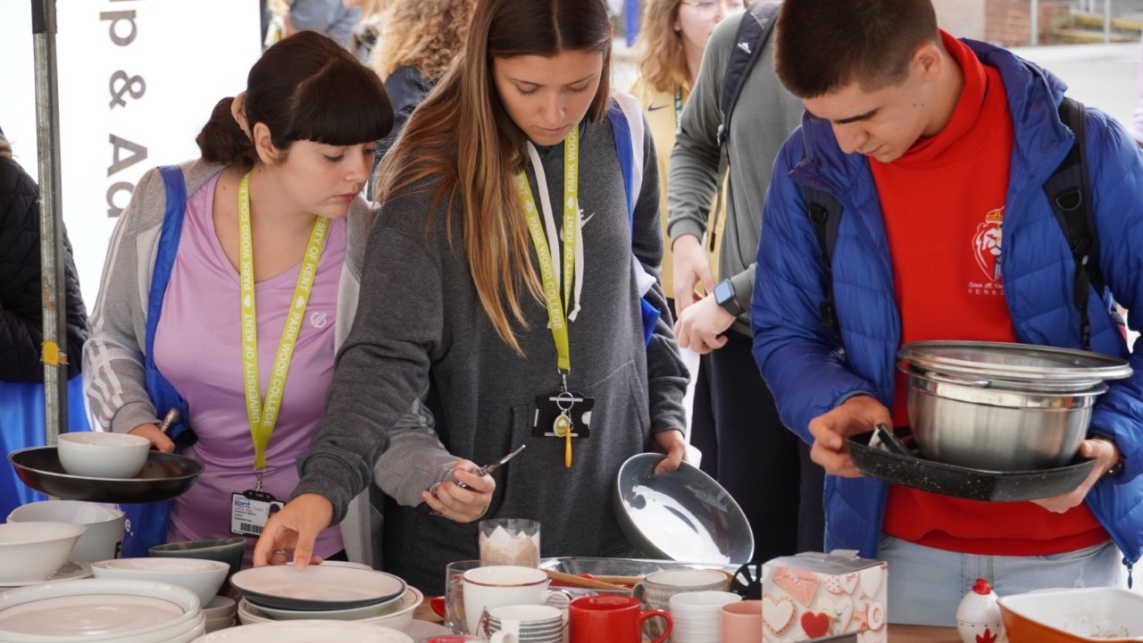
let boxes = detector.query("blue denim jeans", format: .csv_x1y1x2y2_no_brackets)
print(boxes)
877,534,1123,626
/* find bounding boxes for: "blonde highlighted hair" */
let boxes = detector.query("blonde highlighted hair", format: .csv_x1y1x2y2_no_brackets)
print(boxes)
372,0,476,80
374,0,613,354
635,0,689,94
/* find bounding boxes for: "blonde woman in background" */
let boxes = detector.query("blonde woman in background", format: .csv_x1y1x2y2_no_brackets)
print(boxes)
629,0,740,313
370,0,475,161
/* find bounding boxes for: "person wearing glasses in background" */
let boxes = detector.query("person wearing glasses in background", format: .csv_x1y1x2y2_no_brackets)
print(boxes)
667,0,825,563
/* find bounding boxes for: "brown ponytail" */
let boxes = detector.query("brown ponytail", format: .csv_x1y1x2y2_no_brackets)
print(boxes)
195,97,258,167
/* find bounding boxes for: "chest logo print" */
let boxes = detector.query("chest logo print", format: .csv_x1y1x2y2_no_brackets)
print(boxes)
309,311,328,328
972,208,1004,283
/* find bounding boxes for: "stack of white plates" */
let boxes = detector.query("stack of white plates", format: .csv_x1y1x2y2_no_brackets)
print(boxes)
192,620,414,642
231,564,421,630
0,578,205,642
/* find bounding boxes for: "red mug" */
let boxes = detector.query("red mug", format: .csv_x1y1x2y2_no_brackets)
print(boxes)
568,594,672,643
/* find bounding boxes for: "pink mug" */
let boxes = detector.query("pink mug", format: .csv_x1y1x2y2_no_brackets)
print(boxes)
568,595,672,643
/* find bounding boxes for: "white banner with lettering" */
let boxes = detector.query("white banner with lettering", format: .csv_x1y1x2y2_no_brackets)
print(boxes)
0,0,261,308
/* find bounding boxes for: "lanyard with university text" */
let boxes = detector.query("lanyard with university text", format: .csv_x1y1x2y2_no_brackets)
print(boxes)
515,127,581,466
238,171,329,477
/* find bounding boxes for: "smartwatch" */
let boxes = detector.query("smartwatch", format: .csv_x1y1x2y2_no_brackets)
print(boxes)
713,279,744,317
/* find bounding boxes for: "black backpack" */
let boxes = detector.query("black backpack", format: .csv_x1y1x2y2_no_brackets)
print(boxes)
717,2,781,147
805,97,1107,351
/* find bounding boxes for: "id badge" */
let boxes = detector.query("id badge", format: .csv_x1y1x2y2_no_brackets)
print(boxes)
531,392,594,439
230,490,283,537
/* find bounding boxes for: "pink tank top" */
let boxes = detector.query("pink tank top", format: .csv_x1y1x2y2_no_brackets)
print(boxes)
154,172,347,565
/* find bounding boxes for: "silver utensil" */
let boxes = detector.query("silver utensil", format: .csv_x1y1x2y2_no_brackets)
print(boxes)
456,444,527,489
157,409,180,434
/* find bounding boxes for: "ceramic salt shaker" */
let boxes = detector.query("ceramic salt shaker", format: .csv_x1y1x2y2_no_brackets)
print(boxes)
955,578,1007,643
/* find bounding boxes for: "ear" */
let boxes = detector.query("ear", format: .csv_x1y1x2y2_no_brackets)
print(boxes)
914,41,944,83
251,122,281,165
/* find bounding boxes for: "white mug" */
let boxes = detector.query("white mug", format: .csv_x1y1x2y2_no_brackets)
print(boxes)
487,604,565,643
462,565,568,636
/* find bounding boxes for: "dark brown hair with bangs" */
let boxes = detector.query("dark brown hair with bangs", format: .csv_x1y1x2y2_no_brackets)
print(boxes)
774,0,940,99
197,30,393,165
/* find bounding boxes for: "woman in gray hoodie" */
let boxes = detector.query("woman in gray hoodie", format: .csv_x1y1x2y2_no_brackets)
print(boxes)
256,0,690,594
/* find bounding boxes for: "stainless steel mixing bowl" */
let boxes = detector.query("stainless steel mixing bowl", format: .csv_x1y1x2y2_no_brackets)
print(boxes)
898,341,1132,472
903,367,1105,471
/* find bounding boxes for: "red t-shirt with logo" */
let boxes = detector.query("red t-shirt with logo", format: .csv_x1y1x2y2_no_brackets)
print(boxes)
873,32,1107,555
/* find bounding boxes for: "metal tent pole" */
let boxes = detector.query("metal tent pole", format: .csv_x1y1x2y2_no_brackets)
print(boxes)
31,0,69,446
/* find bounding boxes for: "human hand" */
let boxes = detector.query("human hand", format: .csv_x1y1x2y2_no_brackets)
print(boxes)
673,294,734,354
807,395,891,477
1032,437,1122,513
652,429,688,474
421,460,496,523
129,423,174,453
671,235,714,317
252,493,334,570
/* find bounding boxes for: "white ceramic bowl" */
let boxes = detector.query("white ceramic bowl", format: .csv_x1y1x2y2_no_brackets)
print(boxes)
7,500,126,563
0,522,86,584
91,558,228,607
201,596,237,619
56,432,150,479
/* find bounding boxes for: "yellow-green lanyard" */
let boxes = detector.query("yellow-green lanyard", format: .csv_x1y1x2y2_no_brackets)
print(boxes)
238,171,330,476
516,128,580,467
515,127,579,380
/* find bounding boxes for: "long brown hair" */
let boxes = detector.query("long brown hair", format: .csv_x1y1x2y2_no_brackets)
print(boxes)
375,0,612,354
635,0,688,94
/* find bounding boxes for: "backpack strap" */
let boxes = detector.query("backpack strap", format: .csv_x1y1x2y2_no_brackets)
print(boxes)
717,1,781,146
608,95,659,345
144,166,194,443
804,183,845,347
1045,97,1101,350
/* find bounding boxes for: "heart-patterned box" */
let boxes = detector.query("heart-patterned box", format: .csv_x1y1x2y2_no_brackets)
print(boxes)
762,551,887,643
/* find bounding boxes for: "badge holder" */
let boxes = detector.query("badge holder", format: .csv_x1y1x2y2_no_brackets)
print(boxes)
532,391,593,467
231,473,283,537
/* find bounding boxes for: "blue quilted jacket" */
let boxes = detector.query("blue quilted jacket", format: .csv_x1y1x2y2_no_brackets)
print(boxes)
751,39,1143,570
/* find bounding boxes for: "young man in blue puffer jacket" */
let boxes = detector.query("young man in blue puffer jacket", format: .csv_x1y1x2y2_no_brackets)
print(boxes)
752,0,1143,627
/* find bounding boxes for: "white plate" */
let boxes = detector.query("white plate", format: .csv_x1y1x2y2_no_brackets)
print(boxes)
0,578,201,641
193,620,414,642
230,566,406,611
0,594,180,636
0,561,91,588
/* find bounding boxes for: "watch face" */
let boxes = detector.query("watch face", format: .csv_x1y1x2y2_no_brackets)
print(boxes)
715,281,733,304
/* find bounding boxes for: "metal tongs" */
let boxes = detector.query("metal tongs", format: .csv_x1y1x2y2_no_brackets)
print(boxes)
456,443,527,489
869,423,913,457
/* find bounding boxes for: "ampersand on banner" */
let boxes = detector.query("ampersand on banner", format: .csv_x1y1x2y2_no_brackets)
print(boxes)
109,71,146,109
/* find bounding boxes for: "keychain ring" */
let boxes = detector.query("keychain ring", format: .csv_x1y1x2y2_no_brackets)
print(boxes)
554,391,576,411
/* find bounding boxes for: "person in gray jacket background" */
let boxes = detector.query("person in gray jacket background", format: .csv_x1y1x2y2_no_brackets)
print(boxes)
668,6,825,562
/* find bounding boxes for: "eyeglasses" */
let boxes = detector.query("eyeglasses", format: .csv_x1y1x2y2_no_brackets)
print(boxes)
680,0,746,17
